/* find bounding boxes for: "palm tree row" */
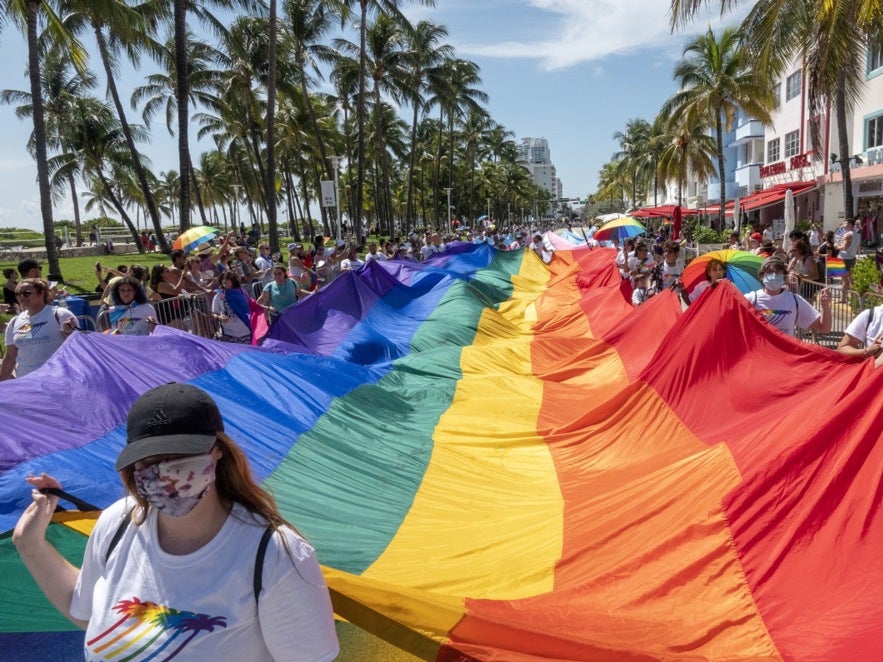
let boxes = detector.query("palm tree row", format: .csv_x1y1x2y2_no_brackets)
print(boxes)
600,1,883,229
1,0,549,279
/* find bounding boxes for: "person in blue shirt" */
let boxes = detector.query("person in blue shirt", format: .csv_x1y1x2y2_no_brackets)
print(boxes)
257,265,300,323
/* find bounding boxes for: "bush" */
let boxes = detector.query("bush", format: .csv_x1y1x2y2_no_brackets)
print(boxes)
684,219,725,244
852,255,882,295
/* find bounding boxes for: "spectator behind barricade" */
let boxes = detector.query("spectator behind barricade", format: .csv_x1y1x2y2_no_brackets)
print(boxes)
727,231,742,250
287,244,313,293
809,223,821,252
168,249,199,295
212,271,253,344
746,232,762,255
818,230,839,259
758,241,774,258
106,276,158,336
3,267,19,312
340,247,365,271
689,258,727,303
257,265,300,324
231,246,260,285
18,258,63,301
745,256,831,336
835,218,858,302
837,301,883,367
185,256,217,292
254,243,274,285
631,273,654,307
1,278,78,380
149,264,187,331
364,241,387,263
127,265,159,303
787,239,819,292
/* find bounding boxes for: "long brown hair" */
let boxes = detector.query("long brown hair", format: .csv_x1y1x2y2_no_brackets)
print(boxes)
119,432,295,535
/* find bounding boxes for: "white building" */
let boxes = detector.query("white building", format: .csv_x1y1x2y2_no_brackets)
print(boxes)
517,137,563,209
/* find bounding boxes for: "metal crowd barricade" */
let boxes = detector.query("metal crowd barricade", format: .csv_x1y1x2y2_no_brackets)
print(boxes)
97,292,219,337
793,279,883,348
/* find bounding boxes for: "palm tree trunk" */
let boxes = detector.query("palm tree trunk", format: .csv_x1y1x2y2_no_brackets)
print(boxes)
356,0,369,235
835,74,854,220
715,113,726,231
94,23,169,253
266,0,279,253
174,0,191,232
26,0,61,278
187,153,208,225
69,174,83,247
405,95,420,230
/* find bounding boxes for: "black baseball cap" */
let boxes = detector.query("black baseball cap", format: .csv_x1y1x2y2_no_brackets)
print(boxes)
115,383,224,470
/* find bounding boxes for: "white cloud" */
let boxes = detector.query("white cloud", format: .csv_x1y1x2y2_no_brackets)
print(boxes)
457,0,746,71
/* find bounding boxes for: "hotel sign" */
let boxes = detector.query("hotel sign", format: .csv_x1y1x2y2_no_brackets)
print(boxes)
790,153,810,169
760,162,787,177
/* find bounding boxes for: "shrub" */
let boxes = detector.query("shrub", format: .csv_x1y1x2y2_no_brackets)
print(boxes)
852,255,882,295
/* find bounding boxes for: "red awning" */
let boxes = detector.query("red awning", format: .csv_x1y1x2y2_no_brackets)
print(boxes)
703,182,816,216
632,204,700,218
739,182,816,212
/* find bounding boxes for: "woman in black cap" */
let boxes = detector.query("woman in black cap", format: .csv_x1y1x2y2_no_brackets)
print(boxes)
13,383,338,661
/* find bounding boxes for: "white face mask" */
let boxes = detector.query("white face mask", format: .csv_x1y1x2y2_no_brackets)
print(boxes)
763,272,786,291
134,454,216,517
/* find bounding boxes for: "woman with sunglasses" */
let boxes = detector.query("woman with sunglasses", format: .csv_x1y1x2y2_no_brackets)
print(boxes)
0,278,78,380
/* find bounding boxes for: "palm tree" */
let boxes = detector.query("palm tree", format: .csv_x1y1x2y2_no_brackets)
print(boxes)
60,0,171,252
401,19,452,229
659,27,775,229
656,118,717,208
3,0,85,279
339,0,434,234
612,118,652,209
1,47,94,246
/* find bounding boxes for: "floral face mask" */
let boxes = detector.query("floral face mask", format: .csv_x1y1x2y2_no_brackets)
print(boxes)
133,453,216,517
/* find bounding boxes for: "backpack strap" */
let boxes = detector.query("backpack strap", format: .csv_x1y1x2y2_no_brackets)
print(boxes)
253,526,275,604
105,509,133,564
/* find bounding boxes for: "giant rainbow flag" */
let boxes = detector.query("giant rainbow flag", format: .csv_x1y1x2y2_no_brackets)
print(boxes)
2,241,883,660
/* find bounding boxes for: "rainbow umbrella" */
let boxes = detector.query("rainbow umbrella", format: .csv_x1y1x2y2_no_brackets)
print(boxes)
682,249,763,295
593,216,647,242
172,225,220,252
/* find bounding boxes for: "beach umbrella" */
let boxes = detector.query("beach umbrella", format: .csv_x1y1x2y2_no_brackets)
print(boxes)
681,249,764,295
172,225,220,252
593,216,647,242
782,189,795,253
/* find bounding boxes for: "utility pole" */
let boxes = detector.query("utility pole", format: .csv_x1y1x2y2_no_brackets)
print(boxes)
444,187,452,233
327,155,342,239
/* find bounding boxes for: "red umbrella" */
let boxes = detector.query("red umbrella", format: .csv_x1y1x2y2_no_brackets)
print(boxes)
672,206,682,241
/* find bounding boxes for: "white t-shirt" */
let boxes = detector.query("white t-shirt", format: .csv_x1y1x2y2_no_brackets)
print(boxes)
72,499,338,662
341,257,365,271
746,288,820,335
660,259,684,288
420,244,444,260
211,290,252,339
364,251,387,263
843,305,883,345
4,305,77,377
108,302,157,336
838,230,857,260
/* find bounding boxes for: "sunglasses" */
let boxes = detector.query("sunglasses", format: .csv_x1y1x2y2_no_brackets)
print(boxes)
16,290,34,298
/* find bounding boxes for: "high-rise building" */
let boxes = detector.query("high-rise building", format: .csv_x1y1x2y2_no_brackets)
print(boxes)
517,137,563,215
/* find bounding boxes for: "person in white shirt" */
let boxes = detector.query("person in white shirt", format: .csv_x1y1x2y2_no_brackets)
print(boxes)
627,241,655,285
1,278,78,379
254,243,275,285
363,241,387,263
631,273,654,306
420,233,445,261
12,383,339,661
745,256,831,336
340,246,366,271
835,218,857,302
530,234,554,264
837,303,883,367
105,277,157,336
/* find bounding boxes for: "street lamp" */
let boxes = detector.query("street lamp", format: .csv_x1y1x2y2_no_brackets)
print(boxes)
327,155,342,240
486,198,491,225
231,184,242,234
443,187,452,233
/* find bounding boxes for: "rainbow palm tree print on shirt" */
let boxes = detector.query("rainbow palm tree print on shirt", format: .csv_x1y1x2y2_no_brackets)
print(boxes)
85,597,227,661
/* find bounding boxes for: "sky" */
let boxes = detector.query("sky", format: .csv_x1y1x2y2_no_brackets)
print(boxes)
0,0,744,232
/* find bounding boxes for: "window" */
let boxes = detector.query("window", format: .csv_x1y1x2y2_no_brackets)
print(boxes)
767,138,780,163
784,130,800,157
870,46,883,73
785,71,802,101
868,114,883,149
